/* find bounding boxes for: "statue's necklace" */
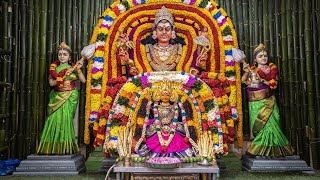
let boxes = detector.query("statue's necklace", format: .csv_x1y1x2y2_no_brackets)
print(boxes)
153,101,179,149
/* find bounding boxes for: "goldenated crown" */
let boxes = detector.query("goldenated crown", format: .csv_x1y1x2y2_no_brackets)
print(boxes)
253,43,266,53
154,6,174,26
58,42,71,50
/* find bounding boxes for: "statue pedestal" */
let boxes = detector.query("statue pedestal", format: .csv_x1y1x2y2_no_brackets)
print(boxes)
241,154,313,173
13,154,85,176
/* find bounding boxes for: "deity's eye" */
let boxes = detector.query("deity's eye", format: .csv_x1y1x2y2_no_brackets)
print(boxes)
156,26,172,32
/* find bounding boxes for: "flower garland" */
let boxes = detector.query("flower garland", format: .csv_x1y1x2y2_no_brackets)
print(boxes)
153,101,179,152
86,0,242,150
104,72,224,157
49,61,68,88
256,63,278,89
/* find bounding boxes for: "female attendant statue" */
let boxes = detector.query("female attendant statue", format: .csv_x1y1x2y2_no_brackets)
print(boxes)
136,82,196,158
118,6,207,75
37,42,86,155
241,43,294,157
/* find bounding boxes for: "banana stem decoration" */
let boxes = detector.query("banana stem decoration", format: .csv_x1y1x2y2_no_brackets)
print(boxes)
198,131,215,157
117,127,134,158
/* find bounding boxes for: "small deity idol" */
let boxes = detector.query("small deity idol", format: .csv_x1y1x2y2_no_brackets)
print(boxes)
135,82,196,158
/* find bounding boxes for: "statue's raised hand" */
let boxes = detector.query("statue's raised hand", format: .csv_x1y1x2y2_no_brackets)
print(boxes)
129,66,138,76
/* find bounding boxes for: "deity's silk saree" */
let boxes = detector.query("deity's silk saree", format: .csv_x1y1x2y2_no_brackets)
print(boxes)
246,84,294,157
37,64,79,155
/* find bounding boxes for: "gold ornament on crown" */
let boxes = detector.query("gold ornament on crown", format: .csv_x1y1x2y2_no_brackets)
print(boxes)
152,80,178,102
154,6,174,26
253,43,266,53
58,42,71,50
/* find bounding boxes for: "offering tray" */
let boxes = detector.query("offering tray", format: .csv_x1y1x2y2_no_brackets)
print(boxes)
145,157,181,169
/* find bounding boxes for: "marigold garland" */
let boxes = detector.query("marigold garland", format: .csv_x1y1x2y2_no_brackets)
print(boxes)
85,0,242,154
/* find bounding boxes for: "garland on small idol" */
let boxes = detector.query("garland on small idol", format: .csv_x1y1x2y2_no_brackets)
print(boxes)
103,72,225,157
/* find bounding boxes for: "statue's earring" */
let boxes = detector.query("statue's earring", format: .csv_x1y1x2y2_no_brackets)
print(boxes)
152,30,157,39
171,30,176,39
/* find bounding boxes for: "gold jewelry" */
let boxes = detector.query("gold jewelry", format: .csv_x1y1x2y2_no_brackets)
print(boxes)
154,6,174,26
253,43,266,54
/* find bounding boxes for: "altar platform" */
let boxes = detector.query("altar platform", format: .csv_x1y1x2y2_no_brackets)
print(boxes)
113,161,219,180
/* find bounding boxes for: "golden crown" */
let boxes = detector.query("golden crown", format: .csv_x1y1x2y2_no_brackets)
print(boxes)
253,43,266,53
154,6,174,26
58,42,71,50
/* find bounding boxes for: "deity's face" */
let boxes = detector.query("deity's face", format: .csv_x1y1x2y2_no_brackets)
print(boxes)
160,90,171,103
156,21,172,45
255,50,268,66
58,49,71,64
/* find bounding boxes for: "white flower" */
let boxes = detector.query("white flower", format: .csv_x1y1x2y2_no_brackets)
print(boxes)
117,4,126,13
115,105,126,114
222,35,233,41
217,16,225,24
92,61,104,69
102,20,113,27
91,84,102,89
225,55,233,62
205,2,213,10
207,109,217,120
95,41,105,47
183,0,192,4
227,76,236,81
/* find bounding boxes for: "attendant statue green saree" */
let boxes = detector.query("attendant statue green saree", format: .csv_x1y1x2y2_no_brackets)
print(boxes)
37,64,79,155
246,84,294,157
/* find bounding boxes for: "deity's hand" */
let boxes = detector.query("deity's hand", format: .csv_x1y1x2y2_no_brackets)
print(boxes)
196,53,207,67
129,66,138,76
118,50,129,63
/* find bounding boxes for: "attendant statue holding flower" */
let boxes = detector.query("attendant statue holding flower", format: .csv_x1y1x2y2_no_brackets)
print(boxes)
37,42,86,155
241,43,294,157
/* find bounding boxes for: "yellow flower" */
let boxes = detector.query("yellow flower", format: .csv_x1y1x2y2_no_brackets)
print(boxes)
110,126,119,137
105,96,113,104
93,121,99,131
56,77,63,81
222,95,229,104
226,119,234,127
97,134,105,140
217,97,223,105
198,85,210,97
94,50,104,57
187,120,194,127
99,118,107,126
137,117,144,126
99,28,109,35
92,71,103,79
123,82,141,93
124,108,131,116
91,94,101,110
225,66,234,72
108,11,117,19
208,72,218,79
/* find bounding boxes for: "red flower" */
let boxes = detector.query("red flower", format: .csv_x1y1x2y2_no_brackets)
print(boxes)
143,137,146,143
208,119,217,127
201,122,209,131
121,117,128,126
104,151,110,158
228,127,235,137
